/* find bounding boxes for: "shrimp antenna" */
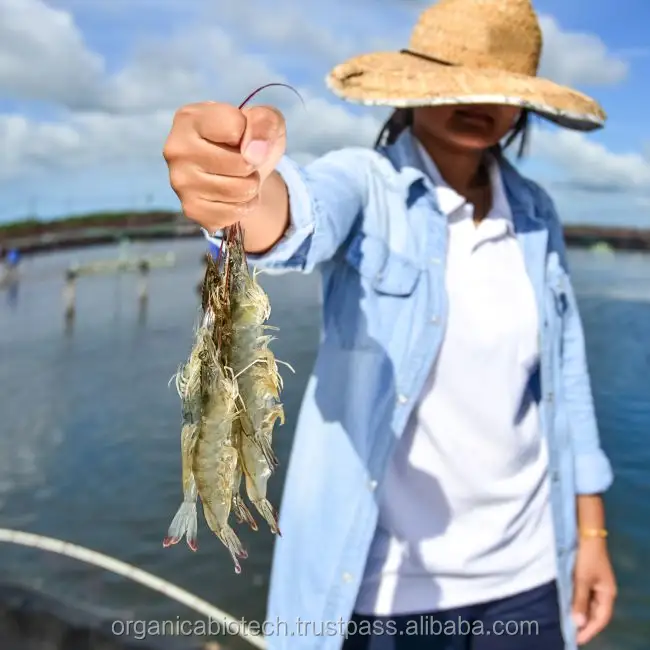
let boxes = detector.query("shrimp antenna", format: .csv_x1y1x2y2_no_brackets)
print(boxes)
228,83,303,265
238,83,305,110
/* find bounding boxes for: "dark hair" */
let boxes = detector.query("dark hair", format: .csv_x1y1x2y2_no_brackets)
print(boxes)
374,107,531,159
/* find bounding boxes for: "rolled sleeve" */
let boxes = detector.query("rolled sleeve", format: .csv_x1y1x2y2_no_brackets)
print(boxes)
574,449,613,495
560,277,614,495
541,187,614,495
202,157,315,272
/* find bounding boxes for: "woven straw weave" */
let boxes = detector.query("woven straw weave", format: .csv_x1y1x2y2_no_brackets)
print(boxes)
326,0,605,131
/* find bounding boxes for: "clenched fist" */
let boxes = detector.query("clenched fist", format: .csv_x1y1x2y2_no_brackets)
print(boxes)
163,102,287,236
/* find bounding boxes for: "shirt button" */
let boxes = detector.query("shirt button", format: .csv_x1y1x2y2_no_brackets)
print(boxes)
551,471,560,483
430,257,442,265
397,394,409,405
342,572,353,583
430,316,440,324
547,392,554,403
368,480,378,491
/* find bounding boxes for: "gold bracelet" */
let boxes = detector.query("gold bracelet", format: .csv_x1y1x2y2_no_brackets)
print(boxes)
580,528,608,539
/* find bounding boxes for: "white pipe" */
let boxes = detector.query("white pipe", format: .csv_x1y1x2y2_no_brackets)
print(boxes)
0,528,266,650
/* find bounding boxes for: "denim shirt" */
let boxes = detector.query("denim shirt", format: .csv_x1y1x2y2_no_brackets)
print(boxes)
204,130,613,650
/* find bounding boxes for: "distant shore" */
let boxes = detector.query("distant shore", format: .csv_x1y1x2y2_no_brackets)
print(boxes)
1,210,649,255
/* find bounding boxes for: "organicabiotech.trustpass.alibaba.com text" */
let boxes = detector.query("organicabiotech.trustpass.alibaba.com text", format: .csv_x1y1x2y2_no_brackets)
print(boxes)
111,615,541,641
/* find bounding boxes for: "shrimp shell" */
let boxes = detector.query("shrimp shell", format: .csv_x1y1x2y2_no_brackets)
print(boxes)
230,417,258,531
229,237,285,469
195,324,248,571
165,215,287,568
166,84,302,571
163,323,207,551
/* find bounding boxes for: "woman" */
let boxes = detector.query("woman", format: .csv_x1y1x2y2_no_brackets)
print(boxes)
163,0,617,648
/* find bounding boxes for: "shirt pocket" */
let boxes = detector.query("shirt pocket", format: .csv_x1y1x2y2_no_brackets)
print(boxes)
330,231,422,350
344,231,421,296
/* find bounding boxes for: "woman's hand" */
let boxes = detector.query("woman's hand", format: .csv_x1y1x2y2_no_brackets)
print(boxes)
163,102,290,253
572,536,617,645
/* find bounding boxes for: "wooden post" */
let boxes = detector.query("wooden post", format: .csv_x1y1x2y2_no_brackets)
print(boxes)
136,259,150,306
63,269,77,321
136,259,150,326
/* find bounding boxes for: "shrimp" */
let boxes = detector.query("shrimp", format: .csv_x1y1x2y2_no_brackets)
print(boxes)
164,250,225,552
229,228,286,470
192,328,247,572
163,323,206,551
164,83,302,570
222,227,287,534
238,412,281,534
230,417,258,531
164,416,198,545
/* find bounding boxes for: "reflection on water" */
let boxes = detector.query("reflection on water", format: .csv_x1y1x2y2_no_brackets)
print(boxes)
0,240,648,650
6,280,19,308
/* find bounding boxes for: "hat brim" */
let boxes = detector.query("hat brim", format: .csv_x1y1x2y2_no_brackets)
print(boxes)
326,52,606,132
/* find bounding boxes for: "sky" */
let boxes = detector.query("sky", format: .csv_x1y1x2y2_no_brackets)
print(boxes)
0,0,649,226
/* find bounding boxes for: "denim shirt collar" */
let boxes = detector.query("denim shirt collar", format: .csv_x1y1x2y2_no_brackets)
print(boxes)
380,128,544,229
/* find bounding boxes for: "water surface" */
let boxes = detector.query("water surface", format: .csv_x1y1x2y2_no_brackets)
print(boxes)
0,241,647,650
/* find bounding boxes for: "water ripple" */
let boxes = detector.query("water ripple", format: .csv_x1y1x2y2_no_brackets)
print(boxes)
0,241,647,649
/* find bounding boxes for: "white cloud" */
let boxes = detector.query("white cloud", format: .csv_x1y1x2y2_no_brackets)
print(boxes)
0,0,282,114
284,95,384,156
531,128,650,193
215,3,630,90
0,0,643,216
0,0,631,114
0,0,383,182
214,2,360,66
0,111,175,180
0,0,104,107
538,16,628,86
99,25,292,114
0,97,381,183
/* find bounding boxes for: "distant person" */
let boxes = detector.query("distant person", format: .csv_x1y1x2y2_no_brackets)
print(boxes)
1,248,20,287
6,248,20,268
163,1,616,649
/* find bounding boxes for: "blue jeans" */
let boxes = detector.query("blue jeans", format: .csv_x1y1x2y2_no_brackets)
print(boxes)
342,581,564,650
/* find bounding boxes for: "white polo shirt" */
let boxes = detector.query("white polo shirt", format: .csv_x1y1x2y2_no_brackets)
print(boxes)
355,139,557,615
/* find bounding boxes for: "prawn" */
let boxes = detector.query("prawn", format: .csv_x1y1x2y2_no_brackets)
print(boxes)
163,318,207,551
227,227,291,534
193,324,247,572
228,229,282,461
230,417,258,531
164,83,302,571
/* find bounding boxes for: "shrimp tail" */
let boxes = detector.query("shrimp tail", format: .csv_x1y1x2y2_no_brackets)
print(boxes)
202,504,247,573
163,500,198,551
255,434,279,470
220,525,247,574
233,493,258,531
251,498,281,536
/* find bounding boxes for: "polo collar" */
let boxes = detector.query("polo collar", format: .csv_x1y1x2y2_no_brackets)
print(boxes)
381,128,545,230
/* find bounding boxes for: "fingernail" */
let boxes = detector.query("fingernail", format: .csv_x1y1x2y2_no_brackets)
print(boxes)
573,613,586,628
243,140,270,166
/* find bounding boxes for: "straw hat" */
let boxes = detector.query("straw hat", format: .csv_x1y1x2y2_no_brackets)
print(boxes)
326,0,605,131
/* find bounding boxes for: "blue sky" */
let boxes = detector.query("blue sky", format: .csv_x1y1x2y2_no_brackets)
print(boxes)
0,0,649,226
